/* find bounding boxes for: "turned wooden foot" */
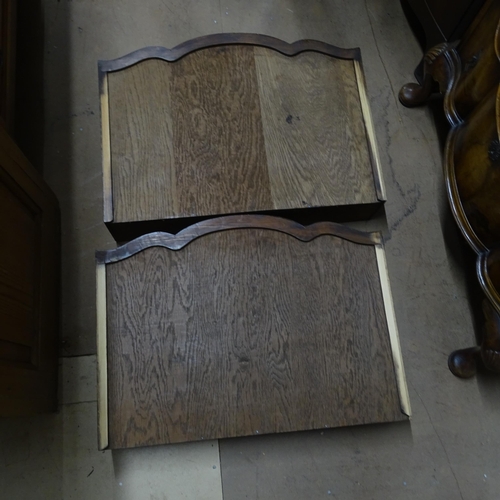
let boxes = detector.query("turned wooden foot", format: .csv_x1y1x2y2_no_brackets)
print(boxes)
448,347,481,378
399,74,435,107
399,42,459,116
449,296,500,378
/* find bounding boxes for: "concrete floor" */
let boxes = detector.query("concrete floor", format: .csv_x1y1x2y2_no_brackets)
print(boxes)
2,0,500,498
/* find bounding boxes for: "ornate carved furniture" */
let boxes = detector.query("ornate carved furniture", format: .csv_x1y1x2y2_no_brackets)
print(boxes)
97,34,410,450
399,0,500,377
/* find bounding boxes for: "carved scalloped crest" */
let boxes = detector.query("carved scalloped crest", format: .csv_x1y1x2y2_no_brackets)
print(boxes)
96,214,381,264
98,33,361,73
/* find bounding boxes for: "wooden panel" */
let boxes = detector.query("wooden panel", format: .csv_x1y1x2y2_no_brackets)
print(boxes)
254,50,376,209
171,46,272,217
104,35,382,231
0,179,39,351
0,125,60,415
108,47,272,223
108,59,177,222
103,218,405,449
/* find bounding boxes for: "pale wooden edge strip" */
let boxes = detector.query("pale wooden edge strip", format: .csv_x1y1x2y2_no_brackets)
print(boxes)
354,60,387,202
96,262,109,450
375,244,411,417
215,440,223,499
100,73,113,223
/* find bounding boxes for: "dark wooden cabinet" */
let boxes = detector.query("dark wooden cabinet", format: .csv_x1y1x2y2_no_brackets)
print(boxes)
0,0,60,415
0,125,60,415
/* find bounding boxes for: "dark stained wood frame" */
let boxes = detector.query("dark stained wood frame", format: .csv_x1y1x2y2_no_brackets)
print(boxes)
96,214,410,449
98,33,386,226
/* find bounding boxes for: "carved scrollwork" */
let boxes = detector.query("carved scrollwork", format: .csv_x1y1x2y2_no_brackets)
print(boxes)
423,42,450,65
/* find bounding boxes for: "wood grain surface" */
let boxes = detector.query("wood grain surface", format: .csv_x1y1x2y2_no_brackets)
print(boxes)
105,228,404,449
105,41,380,226
170,46,272,217
254,49,375,209
108,59,177,222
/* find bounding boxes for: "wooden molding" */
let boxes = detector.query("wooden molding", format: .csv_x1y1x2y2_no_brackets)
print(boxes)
354,60,387,202
98,33,360,73
444,128,487,254
477,250,500,316
96,263,109,450
96,214,381,264
99,72,113,223
375,244,411,417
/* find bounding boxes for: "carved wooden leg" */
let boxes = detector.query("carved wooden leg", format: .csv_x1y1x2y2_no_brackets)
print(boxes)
479,299,500,372
448,299,500,378
399,43,457,108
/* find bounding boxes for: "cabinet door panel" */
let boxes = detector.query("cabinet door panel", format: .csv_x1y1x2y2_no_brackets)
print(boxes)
0,127,60,415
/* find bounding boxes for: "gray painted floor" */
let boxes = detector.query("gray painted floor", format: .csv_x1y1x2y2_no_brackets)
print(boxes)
2,0,499,498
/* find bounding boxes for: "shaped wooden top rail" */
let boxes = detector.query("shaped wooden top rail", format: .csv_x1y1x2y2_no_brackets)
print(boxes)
96,214,382,264
98,33,361,73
